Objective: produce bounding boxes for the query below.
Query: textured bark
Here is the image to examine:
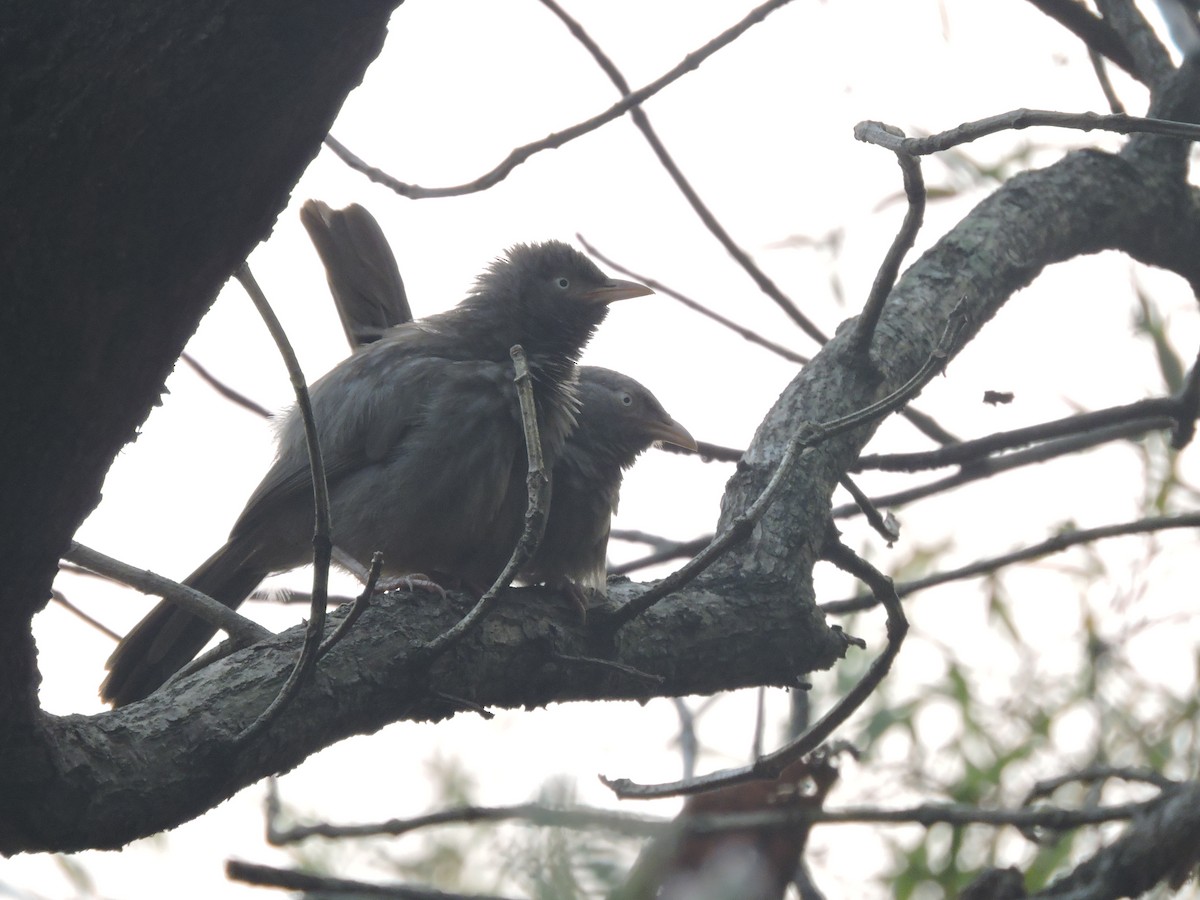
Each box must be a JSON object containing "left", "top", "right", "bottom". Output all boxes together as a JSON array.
[{"left": 3, "top": 582, "right": 843, "bottom": 852}]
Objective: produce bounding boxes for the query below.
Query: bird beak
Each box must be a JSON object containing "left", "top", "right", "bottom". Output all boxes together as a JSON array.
[
  {"left": 582, "top": 277, "right": 654, "bottom": 305},
  {"left": 648, "top": 416, "right": 698, "bottom": 452}
]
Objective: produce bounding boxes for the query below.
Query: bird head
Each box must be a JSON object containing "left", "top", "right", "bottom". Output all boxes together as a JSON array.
[
  {"left": 467, "top": 241, "right": 652, "bottom": 371},
  {"left": 574, "top": 366, "right": 697, "bottom": 470}
]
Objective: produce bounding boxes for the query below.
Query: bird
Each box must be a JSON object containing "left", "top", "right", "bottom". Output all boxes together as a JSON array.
[
  {"left": 300, "top": 202, "right": 696, "bottom": 607},
  {"left": 520, "top": 365, "right": 695, "bottom": 609},
  {"left": 100, "top": 239, "right": 651, "bottom": 706}
]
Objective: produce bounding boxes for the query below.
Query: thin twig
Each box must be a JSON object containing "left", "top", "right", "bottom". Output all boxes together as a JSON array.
[
  {"left": 264, "top": 792, "right": 1163, "bottom": 846},
  {"left": 602, "top": 538, "right": 908, "bottom": 799},
  {"left": 268, "top": 800, "right": 668, "bottom": 845},
  {"left": 1024, "top": 765, "right": 1178, "bottom": 805},
  {"left": 751, "top": 686, "right": 767, "bottom": 759},
  {"left": 417, "top": 345, "right": 549, "bottom": 663},
  {"left": 233, "top": 263, "right": 332, "bottom": 746},
  {"left": 838, "top": 474, "right": 900, "bottom": 544},
  {"left": 834, "top": 417, "right": 1176, "bottom": 519},
  {"left": 685, "top": 796, "right": 1161, "bottom": 832},
  {"left": 854, "top": 110, "right": 1200, "bottom": 158},
  {"left": 226, "top": 860, "right": 519, "bottom": 900},
  {"left": 326, "top": 0, "right": 797, "bottom": 199},
  {"left": 901, "top": 405, "right": 961, "bottom": 445},
  {"left": 318, "top": 552, "right": 383, "bottom": 660},
  {"left": 63, "top": 541, "right": 272, "bottom": 646},
  {"left": 544, "top": 4, "right": 825, "bottom": 344},
  {"left": 180, "top": 352, "right": 272, "bottom": 418},
  {"left": 611, "top": 529, "right": 696, "bottom": 550},
  {"left": 49, "top": 589, "right": 121, "bottom": 641},
  {"left": 600, "top": 301, "right": 970, "bottom": 632},
  {"left": 848, "top": 139, "right": 925, "bottom": 356},
  {"left": 1088, "top": 46, "right": 1126, "bottom": 114},
  {"left": 672, "top": 699, "right": 699, "bottom": 781},
  {"left": 578, "top": 236, "right": 809, "bottom": 364},
  {"left": 855, "top": 397, "right": 1181, "bottom": 472},
  {"left": 608, "top": 536, "right": 711, "bottom": 577},
  {"left": 822, "top": 512, "right": 1200, "bottom": 615},
  {"left": 1171, "top": 341, "right": 1200, "bottom": 448}
]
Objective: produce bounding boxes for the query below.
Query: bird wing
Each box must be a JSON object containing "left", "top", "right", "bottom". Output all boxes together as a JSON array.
[{"left": 227, "top": 338, "right": 458, "bottom": 542}]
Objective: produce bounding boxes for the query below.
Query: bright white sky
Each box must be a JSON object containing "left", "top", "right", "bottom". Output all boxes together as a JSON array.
[{"left": 13, "top": 1, "right": 1200, "bottom": 898}]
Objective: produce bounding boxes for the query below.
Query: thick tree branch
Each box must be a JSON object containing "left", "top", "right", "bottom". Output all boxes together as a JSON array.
[
  {"left": 0, "top": 0, "right": 398, "bottom": 724},
  {"left": 0, "top": 582, "right": 844, "bottom": 853}
]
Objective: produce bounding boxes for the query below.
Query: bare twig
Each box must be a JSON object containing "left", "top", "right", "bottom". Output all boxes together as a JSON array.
[
  {"left": 600, "top": 302, "right": 970, "bottom": 632},
  {"left": 1088, "top": 46, "right": 1126, "bottom": 114},
  {"left": 1024, "top": 765, "right": 1178, "bottom": 805},
  {"left": 49, "top": 589, "right": 121, "bottom": 641},
  {"left": 180, "top": 352, "right": 272, "bottom": 419},
  {"left": 63, "top": 541, "right": 272, "bottom": 646},
  {"left": 855, "top": 397, "right": 1181, "bottom": 472},
  {"left": 327, "top": 0, "right": 797, "bottom": 199},
  {"left": 822, "top": 512, "right": 1200, "bottom": 615},
  {"left": 545, "top": 4, "right": 825, "bottom": 344},
  {"left": 848, "top": 138, "right": 925, "bottom": 356},
  {"left": 672, "top": 699, "right": 699, "bottom": 781},
  {"left": 602, "top": 539, "right": 908, "bottom": 799},
  {"left": 233, "top": 263, "right": 332, "bottom": 746},
  {"left": 264, "top": 792, "right": 1162, "bottom": 846},
  {"left": 318, "top": 551, "right": 383, "bottom": 660},
  {"left": 417, "top": 346, "right": 549, "bottom": 663},
  {"left": 1171, "top": 341, "right": 1200, "bottom": 448},
  {"left": 899, "top": 405, "right": 961, "bottom": 445},
  {"left": 838, "top": 474, "right": 900, "bottom": 544},
  {"left": 608, "top": 536, "right": 711, "bottom": 577},
  {"left": 226, "top": 860, "right": 519, "bottom": 900},
  {"left": 855, "top": 110, "right": 1200, "bottom": 158},
  {"left": 268, "top": 800, "right": 667, "bottom": 846},
  {"left": 578, "top": 236, "right": 809, "bottom": 364},
  {"left": 834, "top": 418, "right": 1175, "bottom": 520}
]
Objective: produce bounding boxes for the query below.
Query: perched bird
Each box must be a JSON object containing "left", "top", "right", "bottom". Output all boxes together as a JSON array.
[
  {"left": 301, "top": 202, "right": 696, "bottom": 606},
  {"left": 101, "top": 240, "right": 650, "bottom": 706},
  {"left": 520, "top": 365, "right": 695, "bottom": 606}
]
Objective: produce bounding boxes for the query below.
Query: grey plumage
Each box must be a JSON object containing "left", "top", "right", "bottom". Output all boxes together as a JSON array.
[
  {"left": 101, "top": 240, "right": 649, "bottom": 706},
  {"left": 520, "top": 366, "right": 695, "bottom": 601},
  {"left": 300, "top": 200, "right": 413, "bottom": 347}
]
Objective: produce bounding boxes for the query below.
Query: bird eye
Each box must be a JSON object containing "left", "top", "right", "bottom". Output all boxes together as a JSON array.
[
  {"left": 620, "top": 392, "right": 633, "bottom": 406},
  {"left": 556, "top": 277, "right": 570, "bottom": 290}
]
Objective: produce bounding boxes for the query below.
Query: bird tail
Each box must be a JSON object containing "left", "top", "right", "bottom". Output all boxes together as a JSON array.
[{"left": 99, "top": 543, "right": 268, "bottom": 707}]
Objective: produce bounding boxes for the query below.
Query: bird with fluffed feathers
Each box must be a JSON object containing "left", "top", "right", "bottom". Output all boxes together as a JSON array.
[{"left": 101, "top": 239, "right": 650, "bottom": 707}]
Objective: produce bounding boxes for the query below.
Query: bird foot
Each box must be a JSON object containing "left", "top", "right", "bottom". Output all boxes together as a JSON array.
[
  {"left": 559, "top": 581, "right": 596, "bottom": 623},
  {"left": 375, "top": 573, "right": 448, "bottom": 599}
]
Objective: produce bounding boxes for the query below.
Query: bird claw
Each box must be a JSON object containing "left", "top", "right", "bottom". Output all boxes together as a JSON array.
[
  {"left": 375, "top": 573, "right": 448, "bottom": 600},
  {"left": 561, "top": 581, "right": 594, "bottom": 623}
]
